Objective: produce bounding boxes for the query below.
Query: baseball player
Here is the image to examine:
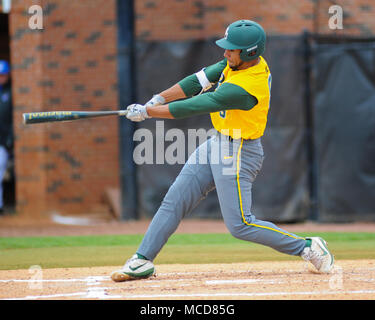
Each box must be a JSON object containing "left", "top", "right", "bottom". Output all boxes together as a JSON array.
[{"left": 111, "top": 20, "right": 334, "bottom": 282}]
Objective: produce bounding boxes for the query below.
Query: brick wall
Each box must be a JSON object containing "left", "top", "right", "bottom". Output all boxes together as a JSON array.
[
  {"left": 135, "top": 0, "right": 374, "bottom": 40},
  {"left": 10, "top": 0, "right": 119, "bottom": 216}
]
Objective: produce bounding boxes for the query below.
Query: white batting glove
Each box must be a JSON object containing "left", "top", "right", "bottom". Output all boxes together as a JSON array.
[
  {"left": 145, "top": 94, "right": 165, "bottom": 107},
  {"left": 126, "top": 104, "right": 151, "bottom": 122}
]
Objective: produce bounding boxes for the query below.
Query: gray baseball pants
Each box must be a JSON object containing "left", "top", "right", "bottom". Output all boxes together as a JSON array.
[{"left": 137, "top": 133, "right": 306, "bottom": 261}]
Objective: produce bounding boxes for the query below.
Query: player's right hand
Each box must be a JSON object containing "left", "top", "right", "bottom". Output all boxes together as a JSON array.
[{"left": 126, "top": 104, "right": 151, "bottom": 122}]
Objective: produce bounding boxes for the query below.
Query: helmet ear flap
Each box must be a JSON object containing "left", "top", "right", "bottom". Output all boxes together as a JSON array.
[
  {"left": 241, "top": 50, "right": 255, "bottom": 61},
  {"left": 240, "top": 46, "right": 259, "bottom": 61}
]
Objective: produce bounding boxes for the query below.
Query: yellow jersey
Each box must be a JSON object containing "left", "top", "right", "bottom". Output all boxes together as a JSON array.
[{"left": 210, "top": 56, "right": 272, "bottom": 140}]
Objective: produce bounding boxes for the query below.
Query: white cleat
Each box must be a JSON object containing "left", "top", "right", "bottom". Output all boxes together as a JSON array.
[
  {"left": 301, "top": 237, "right": 334, "bottom": 273},
  {"left": 111, "top": 254, "right": 155, "bottom": 282}
]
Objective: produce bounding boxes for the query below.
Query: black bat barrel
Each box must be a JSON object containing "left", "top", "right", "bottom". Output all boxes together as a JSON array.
[{"left": 23, "top": 110, "right": 126, "bottom": 124}]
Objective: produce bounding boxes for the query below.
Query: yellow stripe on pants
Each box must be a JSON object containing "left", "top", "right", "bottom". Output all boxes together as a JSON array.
[{"left": 235, "top": 138, "right": 305, "bottom": 241}]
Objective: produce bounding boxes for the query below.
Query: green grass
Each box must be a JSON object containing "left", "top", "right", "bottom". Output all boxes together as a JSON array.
[{"left": 0, "top": 232, "right": 374, "bottom": 270}]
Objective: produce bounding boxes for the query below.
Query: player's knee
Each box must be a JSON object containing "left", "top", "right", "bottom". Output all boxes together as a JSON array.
[{"left": 227, "top": 223, "right": 250, "bottom": 240}]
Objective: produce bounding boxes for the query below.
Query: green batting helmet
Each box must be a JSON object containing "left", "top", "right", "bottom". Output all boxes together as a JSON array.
[{"left": 216, "top": 20, "right": 266, "bottom": 61}]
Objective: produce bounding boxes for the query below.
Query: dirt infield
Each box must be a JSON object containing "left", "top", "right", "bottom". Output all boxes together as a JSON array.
[
  {"left": 1, "top": 216, "right": 375, "bottom": 300},
  {"left": 1, "top": 260, "right": 375, "bottom": 300}
]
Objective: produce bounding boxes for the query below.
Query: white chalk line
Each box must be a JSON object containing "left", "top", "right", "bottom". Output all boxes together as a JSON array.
[
  {"left": 5, "top": 289, "right": 122, "bottom": 300},
  {"left": 0, "top": 276, "right": 108, "bottom": 283},
  {"left": 119, "top": 289, "right": 375, "bottom": 299},
  {"left": 5, "top": 289, "right": 375, "bottom": 300},
  {"left": 117, "top": 290, "right": 375, "bottom": 299}
]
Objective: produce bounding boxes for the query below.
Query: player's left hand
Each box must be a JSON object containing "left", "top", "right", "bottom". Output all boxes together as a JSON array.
[
  {"left": 145, "top": 94, "right": 165, "bottom": 107},
  {"left": 126, "top": 104, "right": 151, "bottom": 122}
]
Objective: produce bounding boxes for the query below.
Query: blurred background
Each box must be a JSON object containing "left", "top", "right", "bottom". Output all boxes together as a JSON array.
[{"left": 0, "top": 0, "right": 374, "bottom": 224}]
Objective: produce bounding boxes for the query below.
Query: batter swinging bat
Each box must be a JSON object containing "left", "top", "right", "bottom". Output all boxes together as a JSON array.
[{"left": 23, "top": 110, "right": 128, "bottom": 124}]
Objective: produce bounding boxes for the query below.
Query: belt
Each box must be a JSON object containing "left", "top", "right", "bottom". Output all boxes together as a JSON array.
[{"left": 216, "top": 131, "right": 258, "bottom": 142}]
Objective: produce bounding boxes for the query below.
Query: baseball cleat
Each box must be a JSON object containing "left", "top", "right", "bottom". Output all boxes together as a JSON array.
[
  {"left": 111, "top": 254, "right": 155, "bottom": 282},
  {"left": 300, "top": 237, "right": 334, "bottom": 273}
]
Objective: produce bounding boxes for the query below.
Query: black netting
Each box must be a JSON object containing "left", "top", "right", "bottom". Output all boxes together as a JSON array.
[{"left": 312, "top": 40, "right": 375, "bottom": 222}]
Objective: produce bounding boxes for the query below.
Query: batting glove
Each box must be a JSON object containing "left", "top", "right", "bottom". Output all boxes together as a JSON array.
[
  {"left": 145, "top": 94, "right": 165, "bottom": 107},
  {"left": 126, "top": 104, "right": 151, "bottom": 122}
]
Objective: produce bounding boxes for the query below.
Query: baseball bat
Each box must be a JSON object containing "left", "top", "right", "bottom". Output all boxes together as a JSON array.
[{"left": 22, "top": 110, "right": 128, "bottom": 124}]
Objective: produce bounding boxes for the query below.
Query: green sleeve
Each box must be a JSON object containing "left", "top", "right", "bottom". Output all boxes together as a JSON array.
[
  {"left": 178, "top": 59, "right": 227, "bottom": 97},
  {"left": 169, "top": 82, "right": 258, "bottom": 119},
  {"left": 204, "top": 59, "right": 227, "bottom": 82}
]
